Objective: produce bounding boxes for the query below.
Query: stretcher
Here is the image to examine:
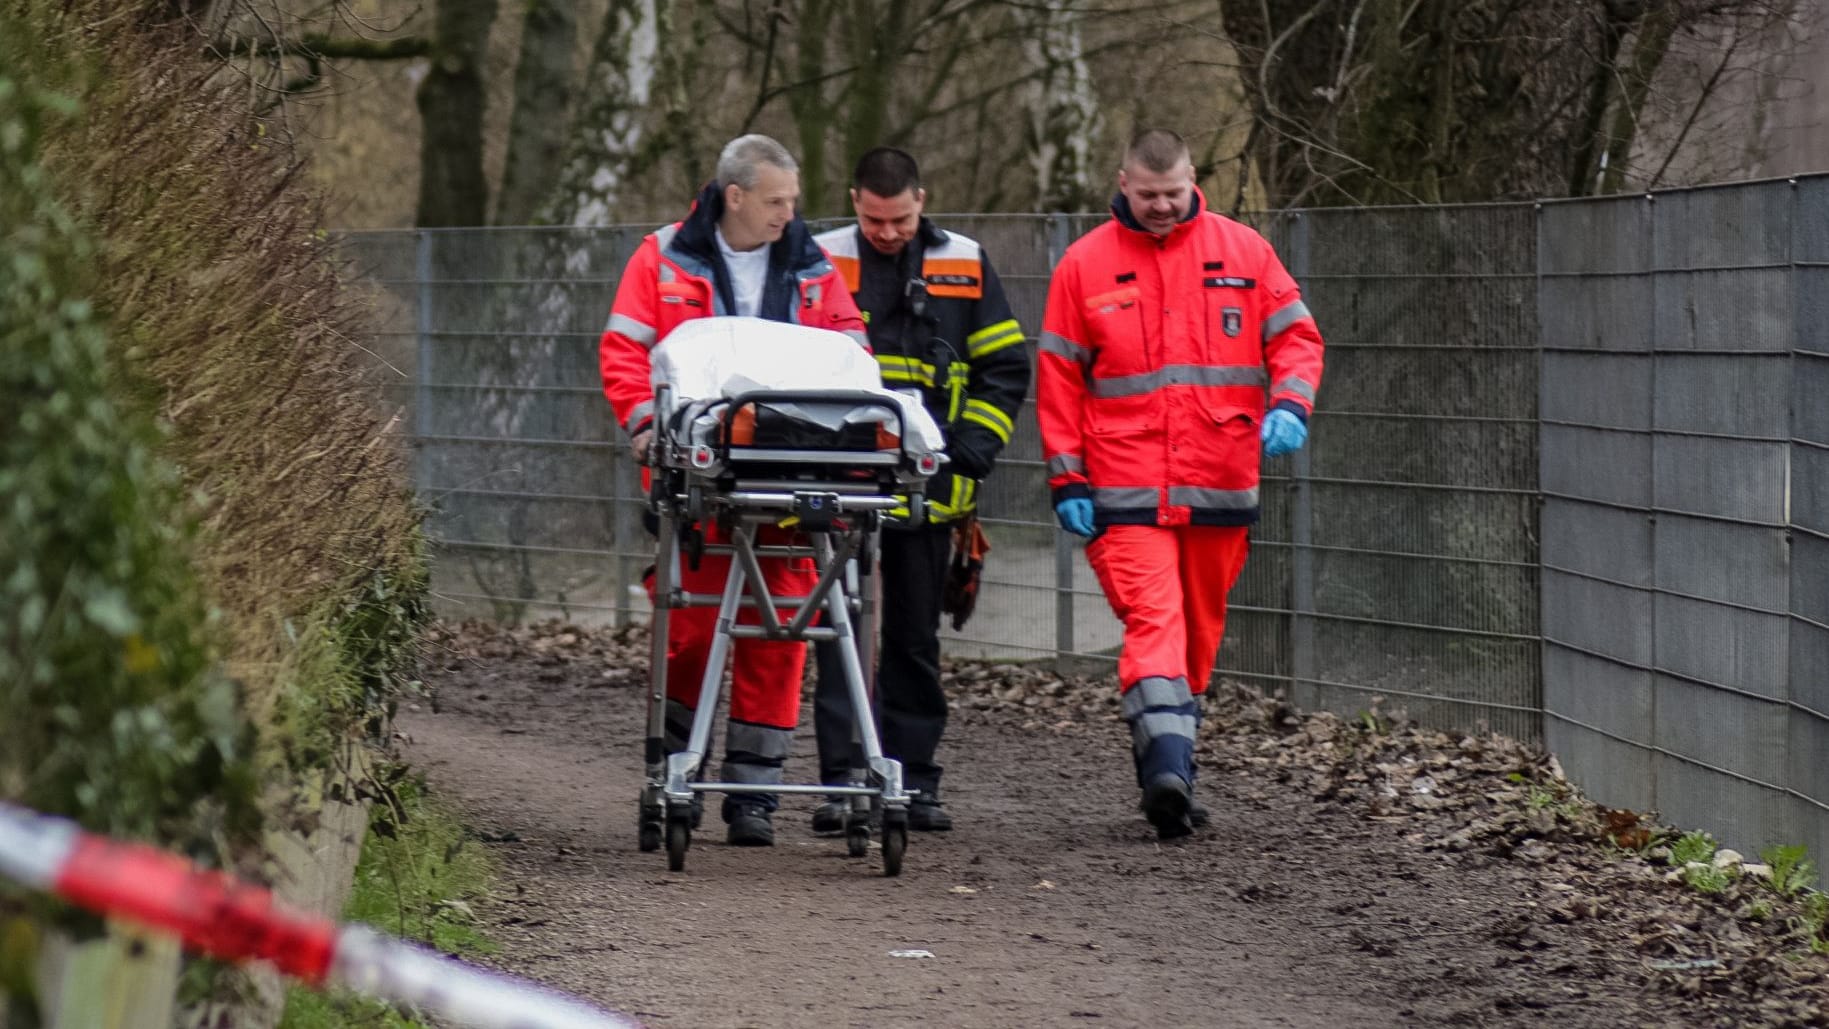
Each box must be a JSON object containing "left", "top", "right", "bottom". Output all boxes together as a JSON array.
[{"left": 635, "top": 317, "right": 944, "bottom": 876}]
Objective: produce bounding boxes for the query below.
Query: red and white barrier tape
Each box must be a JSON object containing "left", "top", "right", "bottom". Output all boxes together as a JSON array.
[{"left": 0, "top": 802, "right": 641, "bottom": 1029}]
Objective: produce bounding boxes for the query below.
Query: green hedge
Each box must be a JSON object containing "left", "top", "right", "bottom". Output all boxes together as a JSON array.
[{"left": 0, "top": 33, "right": 255, "bottom": 849}]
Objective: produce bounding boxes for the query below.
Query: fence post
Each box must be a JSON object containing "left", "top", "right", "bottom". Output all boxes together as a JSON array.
[
  {"left": 611, "top": 426, "right": 637, "bottom": 629},
  {"left": 1046, "top": 214, "right": 1075, "bottom": 665},
  {"left": 413, "top": 229, "right": 433, "bottom": 494},
  {"left": 1286, "top": 211, "right": 1317, "bottom": 710}
]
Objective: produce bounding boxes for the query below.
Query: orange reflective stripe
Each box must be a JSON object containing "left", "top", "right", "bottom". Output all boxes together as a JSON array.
[
  {"left": 922, "top": 257, "right": 982, "bottom": 299},
  {"left": 830, "top": 254, "right": 860, "bottom": 293},
  {"left": 1084, "top": 284, "right": 1140, "bottom": 311}
]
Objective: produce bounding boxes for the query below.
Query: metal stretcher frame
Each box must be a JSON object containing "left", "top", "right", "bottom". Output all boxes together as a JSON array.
[{"left": 636, "top": 384, "right": 942, "bottom": 877}]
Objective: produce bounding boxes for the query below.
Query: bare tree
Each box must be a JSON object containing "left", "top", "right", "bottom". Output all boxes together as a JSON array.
[
  {"left": 495, "top": 0, "right": 581, "bottom": 226},
  {"left": 546, "top": 0, "right": 662, "bottom": 226},
  {"left": 1213, "top": 0, "right": 1804, "bottom": 206},
  {"left": 415, "top": 0, "right": 496, "bottom": 227},
  {"left": 1021, "top": 3, "right": 1105, "bottom": 212}
]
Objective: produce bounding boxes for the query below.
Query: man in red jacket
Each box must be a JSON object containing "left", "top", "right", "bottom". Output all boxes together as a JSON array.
[
  {"left": 599, "top": 134, "right": 867, "bottom": 847},
  {"left": 1037, "top": 129, "right": 1324, "bottom": 840}
]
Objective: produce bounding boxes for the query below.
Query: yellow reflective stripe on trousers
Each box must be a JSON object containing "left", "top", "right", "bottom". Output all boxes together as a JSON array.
[{"left": 927, "top": 475, "right": 976, "bottom": 521}]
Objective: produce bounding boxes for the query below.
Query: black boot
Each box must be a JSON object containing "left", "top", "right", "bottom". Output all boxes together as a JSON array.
[
  {"left": 1188, "top": 797, "right": 1211, "bottom": 830},
  {"left": 727, "top": 803, "right": 775, "bottom": 846},
  {"left": 1141, "top": 773, "right": 1194, "bottom": 840},
  {"left": 908, "top": 797, "right": 953, "bottom": 832},
  {"left": 810, "top": 797, "right": 847, "bottom": 835}
]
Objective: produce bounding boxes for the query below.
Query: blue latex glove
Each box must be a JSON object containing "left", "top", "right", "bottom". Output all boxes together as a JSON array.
[
  {"left": 1055, "top": 497, "right": 1095, "bottom": 538},
  {"left": 1261, "top": 408, "right": 1308, "bottom": 457}
]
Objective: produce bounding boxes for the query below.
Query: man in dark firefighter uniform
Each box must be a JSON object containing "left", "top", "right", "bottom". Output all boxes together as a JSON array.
[
  {"left": 599, "top": 134, "right": 867, "bottom": 848},
  {"left": 1038, "top": 130, "right": 1324, "bottom": 839},
  {"left": 810, "top": 147, "right": 1030, "bottom": 832}
]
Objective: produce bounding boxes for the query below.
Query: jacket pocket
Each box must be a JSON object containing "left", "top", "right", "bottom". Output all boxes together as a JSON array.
[
  {"left": 1084, "top": 402, "right": 1162, "bottom": 487},
  {"left": 658, "top": 280, "right": 706, "bottom": 308},
  {"left": 1193, "top": 406, "right": 1263, "bottom": 491},
  {"left": 1081, "top": 285, "right": 1147, "bottom": 370}
]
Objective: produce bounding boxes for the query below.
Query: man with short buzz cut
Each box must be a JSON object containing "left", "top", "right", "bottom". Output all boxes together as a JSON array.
[
  {"left": 1038, "top": 129, "right": 1324, "bottom": 840},
  {"left": 599, "top": 133, "right": 866, "bottom": 848},
  {"left": 809, "top": 147, "right": 1030, "bottom": 833}
]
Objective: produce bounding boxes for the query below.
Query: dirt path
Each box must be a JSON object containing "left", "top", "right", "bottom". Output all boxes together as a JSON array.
[{"left": 398, "top": 624, "right": 1826, "bottom": 1028}]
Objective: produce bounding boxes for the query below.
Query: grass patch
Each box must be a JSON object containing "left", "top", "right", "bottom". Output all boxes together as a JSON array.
[
  {"left": 278, "top": 778, "right": 493, "bottom": 1029},
  {"left": 1761, "top": 845, "right": 1818, "bottom": 899}
]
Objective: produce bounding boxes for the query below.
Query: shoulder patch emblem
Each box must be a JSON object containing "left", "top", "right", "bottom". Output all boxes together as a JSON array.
[{"left": 1222, "top": 306, "right": 1242, "bottom": 337}]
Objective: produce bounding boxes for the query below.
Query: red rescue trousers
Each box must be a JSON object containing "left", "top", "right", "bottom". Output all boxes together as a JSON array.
[
  {"left": 664, "top": 522, "right": 817, "bottom": 730},
  {"left": 1086, "top": 524, "right": 1251, "bottom": 695}
]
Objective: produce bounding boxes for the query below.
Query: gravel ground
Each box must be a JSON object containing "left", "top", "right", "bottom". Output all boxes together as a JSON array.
[{"left": 396, "top": 621, "right": 1829, "bottom": 1028}]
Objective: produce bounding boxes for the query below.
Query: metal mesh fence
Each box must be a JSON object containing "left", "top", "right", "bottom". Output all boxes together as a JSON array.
[
  {"left": 338, "top": 177, "right": 1829, "bottom": 854},
  {"left": 1540, "top": 176, "right": 1829, "bottom": 860}
]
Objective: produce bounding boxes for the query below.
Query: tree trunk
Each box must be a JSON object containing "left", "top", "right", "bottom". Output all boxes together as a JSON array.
[
  {"left": 495, "top": 0, "right": 580, "bottom": 226},
  {"left": 545, "top": 0, "right": 660, "bottom": 226},
  {"left": 785, "top": 0, "right": 837, "bottom": 214},
  {"left": 1566, "top": 9, "right": 1632, "bottom": 197},
  {"left": 1022, "top": 4, "right": 1104, "bottom": 212},
  {"left": 415, "top": 0, "right": 498, "bottom": 228},
  {"left": 836, "top": 0, "right": 907, "bottom": 210},
  {"left": 1599, "top": 1, "right": 1681, "bottom": 193}
]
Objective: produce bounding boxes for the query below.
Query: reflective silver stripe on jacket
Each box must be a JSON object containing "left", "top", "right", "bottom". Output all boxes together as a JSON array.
[
  {"left": 606, "top": 312, "right": 657, "bottom": 348},
  {"left": 923, "top": 231, "right": 982, "bottom": 263},
  {"left": 843, "top": 328, "right": 870, "bottom": 349},
  {"left": 812, "top": 226, "right": 859, "bottom": 258},
  {"left": 1167, "top": 485, "right": 1259, "bottom": 510},
  {"left": 1271, "top": 375, "right": 1317, "bottom": 402},
  {"left": 1047, "top": 454, "right": 1084, "bottom": 477},
  {"left": 1262, "top": 299, "right": 1312, "bottom": 341},
  {"left": 1090, "top": 485, "right": 1259, "bottom": 511},
  {"left": 624, "top": 398, "right": 654, "bottom": 433},
  {"left": 1093, "top": 486, "right": 1157, "bottom": 508},
  {"left": 653, "top": 223, "right": 680, "bottom": 256},
  {"left": 1090, "top": 364, "right": 1266, "bottom": 399},
  {"left": 1039, "top": 330, "right": 1091, "bottom": 368}
]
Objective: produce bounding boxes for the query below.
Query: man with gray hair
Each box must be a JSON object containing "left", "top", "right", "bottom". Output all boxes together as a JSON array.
[{"left": 600, "top": 134, "right": 866, "bottom": 848}]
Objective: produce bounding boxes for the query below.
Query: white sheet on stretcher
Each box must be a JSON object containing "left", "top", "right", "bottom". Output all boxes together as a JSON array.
[{"left": 649, "top": 316, "right": 946, "bottom": 455}]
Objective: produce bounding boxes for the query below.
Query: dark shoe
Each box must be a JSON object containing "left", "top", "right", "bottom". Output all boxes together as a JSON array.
[
  {"left": 1141, "top": 774, "right": 1194, "bottom": 840},
  {"left": 1188, "top": 798, "right": 1210, "bottom": 830},
  {"left": 908, "top": 799, "right": 953, "bottom": 832},
  {"left": 811, "top": 799, "right": 848, "bottom": 835},
  {"left": 727, "top": 805, "right": 775, "bottom": 847}
]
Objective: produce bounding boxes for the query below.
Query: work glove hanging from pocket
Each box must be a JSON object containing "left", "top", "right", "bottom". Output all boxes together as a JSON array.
[{"left": 941, "top": 515, "right": 992, "bottom": 631}]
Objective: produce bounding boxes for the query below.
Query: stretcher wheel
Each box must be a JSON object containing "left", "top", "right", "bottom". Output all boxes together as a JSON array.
[
  {"left": 880, "top": 824, "right": 906, "bottom": 877},
  {"left": 846, "top": 824, "right": 870, "bottom": 858},
  {"left": 638, "top": 801, "right": 663, "bottom": 852},
  {"left": 667, "top": 819, "right": 690, "bottom": 872}
]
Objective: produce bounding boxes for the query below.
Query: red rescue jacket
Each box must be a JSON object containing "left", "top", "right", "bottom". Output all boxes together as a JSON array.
[
  {"left": 1038, "top": 189, "right": 1324, "bottom": 527},
  {"left": 599, "top": 182, "right": 868, "bottom": 438}
]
